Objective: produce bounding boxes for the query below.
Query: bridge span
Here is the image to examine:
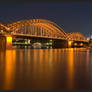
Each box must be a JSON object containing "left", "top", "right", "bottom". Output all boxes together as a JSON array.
[{"left": 0, "top": 19, "right": 88, "bottom": 49}]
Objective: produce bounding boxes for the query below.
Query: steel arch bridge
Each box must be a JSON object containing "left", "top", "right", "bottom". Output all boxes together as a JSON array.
[
  {"left": 0, "top": 19, "right": 87, "bottom": 42},
  {"left": 2, "top": 19, "right": 67, "bottom": 40},
  {"left": 66, "top": 32, "right": 87, "bottom": 42}
]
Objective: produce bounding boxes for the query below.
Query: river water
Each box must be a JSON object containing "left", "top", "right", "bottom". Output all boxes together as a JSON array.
[{"left": 0, "top": 48, "right": 92, "bottom": 90}]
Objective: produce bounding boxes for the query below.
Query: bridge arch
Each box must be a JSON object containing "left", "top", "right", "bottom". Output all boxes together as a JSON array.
[
  {"left": 4, "top": 19, "right": 67, "bottom": 39},
  {"left": 67, "top": 32, "right": 87, "bottom": 41}
]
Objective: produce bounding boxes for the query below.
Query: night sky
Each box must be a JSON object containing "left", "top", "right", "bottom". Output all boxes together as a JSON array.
[{"left": 0, "top": 2, "right": 92, "bottom": 37}]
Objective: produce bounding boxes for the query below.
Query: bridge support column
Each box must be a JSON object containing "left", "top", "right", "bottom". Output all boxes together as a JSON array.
[
  {"left": 68, "top": 40, "right": 73, "bottom": 48},
  {"left": 0, "top": 36, "right": 12, "bottom": 50},
  {"left": 0, "top": 36, "right": 6, "bottom": 50},
  {"left": 6, "top": 36, "right": 12, "bottom": 49},
  {"left": 53, "top": 39, "right": 68, "bottom": 48}
]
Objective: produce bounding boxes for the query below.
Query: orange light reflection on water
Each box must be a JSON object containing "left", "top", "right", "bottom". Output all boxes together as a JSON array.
[
  {"left": 3, "top": 50, "right": 16, "bottom": 90},
  {"left": 67, "top": 48, "right": 74, "bottom": 89}
]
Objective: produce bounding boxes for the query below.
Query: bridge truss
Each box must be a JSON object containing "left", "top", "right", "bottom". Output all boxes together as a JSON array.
[{"left": 0, "top": 19, "right": 88, "bottom": 42}]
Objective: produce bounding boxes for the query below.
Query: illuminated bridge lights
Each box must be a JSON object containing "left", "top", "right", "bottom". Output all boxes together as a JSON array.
[
  {"left": 0, "top": 19, "right": 87, "bottom": 44},
  {"left": 67, "top": 32, "right": 87, "bottom": 42},
  {"left": 6, "top": 37, "right": 12, "bottom": 43},
  {"left": 74, "top": 43, "right": 78, "bottom": 46},
  {"left": 80, "top": 43, "right": 83, "bottom": 46},
  {"left": 68, "top": 40, "right": 72, "bottom": 48},
  {"left": 6, "top": 36, "right": 12, "bottom": 49},
  {"left": 4, "top": 19, "right": 67, "bottom": 40}
]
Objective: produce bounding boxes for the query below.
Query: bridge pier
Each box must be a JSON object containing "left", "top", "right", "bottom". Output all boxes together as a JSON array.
[
  {"left": 0, "top": 36, "right": 6, "bottom": 50},
  {"left": 0, "top": 36, "right": 12, "bottom": 50}
]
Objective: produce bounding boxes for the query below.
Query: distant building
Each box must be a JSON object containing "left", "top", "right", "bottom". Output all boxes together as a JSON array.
[{"left": 88, "top": 33, "right": 92, "bottom": 47}]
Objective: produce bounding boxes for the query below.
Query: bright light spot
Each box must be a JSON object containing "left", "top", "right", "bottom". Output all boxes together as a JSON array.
[
  {"left": 1, "top": 30, "right": 3, "bottom": 33},
  {"left": 80, "top": 43, "right": 83, "bottom": 46},
  {"left": 74, "top": 43, "right": 77, "bottom": 46},
  {"left": 46, "top": 43, "right": 49, "bottom": 45},
  {"left": 49, "top": 43, "right": 52, "bottom": 45},
  {"left": 6, "top": 37, "right": 12, "bottom": 43},
  {"left": 87, "top": 37, "right": 90, "bottom": 40},
  {"left": 7, "top": 28, "right": 10, "bottom": 30},
  {"left": 6, "top": 36, "right": 12, "bottom": 49},
  {"left": 68, "top": 40, "right": 72, "bottom": 47},
  {"left": 50, "top": 40, "right": 52, "bottom": 42}
]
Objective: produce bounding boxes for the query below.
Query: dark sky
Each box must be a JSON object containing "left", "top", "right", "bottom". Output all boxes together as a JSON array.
[{"left": 0, "top": 2, "right": 92, "bottom": 37}]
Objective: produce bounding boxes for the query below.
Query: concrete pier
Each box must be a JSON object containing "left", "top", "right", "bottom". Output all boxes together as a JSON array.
[
  {"left": 0, "top": 36, "right": 12, "bottom": 50},
  {"left": 0, "top": 36, "right": 6, "bottom": 50}
]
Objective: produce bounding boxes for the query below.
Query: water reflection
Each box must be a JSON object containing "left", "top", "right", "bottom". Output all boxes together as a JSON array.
[
  {"left": 67, "top": 48, "right": 74, "bottom": 89},
  {"left": 3, "top": 50, "right": 16, "bottom": 90},
  {"left": 0, "top": 48, "right": 92, "bottom": 90}
]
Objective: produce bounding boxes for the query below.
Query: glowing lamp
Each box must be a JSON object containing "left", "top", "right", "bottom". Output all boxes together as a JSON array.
[
  {"left": 80, "top": 43, "right": 83, "bottom": 46},
  {"left": 68, "top": 41, "right": 72, "bottom": 45},
  {"left": 74, "top": 43, "right": 77, "bottom": 46},
  {"left": 6, "top": 37, "right": 12, "bottom": 43},
  {"left": 6, "top": 36, "right": 12, "bottom": 49},
  {"left": 68, "top": 40, "right": 72, "bottom": 47}
]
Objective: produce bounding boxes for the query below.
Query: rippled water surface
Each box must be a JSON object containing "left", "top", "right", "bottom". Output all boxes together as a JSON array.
[{"left": 0, "top": 48, "right": 92, "bottom": 90}]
